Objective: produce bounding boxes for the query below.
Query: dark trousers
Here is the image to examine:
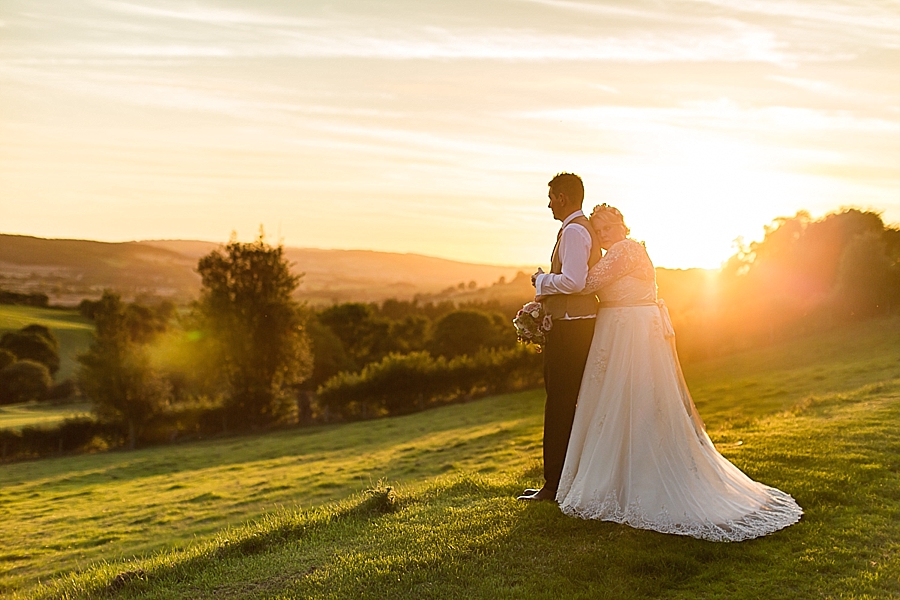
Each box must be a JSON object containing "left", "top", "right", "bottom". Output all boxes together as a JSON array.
[{"left": 542, "top": 317, "right": 596, "bottom": 492}]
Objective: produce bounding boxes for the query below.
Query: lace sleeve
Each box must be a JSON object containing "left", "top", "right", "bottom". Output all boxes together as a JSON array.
[{"left": 584, "top": 241, "right": 632, "bottom": 293}]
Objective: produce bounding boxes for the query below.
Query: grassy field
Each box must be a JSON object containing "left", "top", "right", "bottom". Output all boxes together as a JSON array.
[
  {"left": 34, "top": 382, "right": 900, "bottom": 600},
  {"left": 0, "top": 305, "right": 94, "bottom": 381},
  {"left": 0, "top": 401, "right": 91, "bottom": 431},
  {"left": 3, "top": 317, "right": 900, "bottom": 598}
]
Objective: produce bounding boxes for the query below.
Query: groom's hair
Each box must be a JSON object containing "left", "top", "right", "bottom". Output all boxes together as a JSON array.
[{"left": 548, "top": 172, "right": 584, "bottom": 205}]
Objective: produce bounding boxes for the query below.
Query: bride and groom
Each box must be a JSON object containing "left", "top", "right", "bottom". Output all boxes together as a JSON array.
[{"left": 518, "top": 172, "right": 802, "bottom": 542}]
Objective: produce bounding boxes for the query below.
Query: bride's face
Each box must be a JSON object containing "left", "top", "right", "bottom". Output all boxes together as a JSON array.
[{"left": 592, "top": 218, "right": 626, "bottom": 250}]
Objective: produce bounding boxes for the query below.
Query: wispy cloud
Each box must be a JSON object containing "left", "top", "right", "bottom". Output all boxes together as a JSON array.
[
  {"left": 93, "top": 0, "right": 323, "bottom": 27},
  {"left": 681, "top": 0, "right": 900, "bottom": 33},
  {"left": 5, "top": 1, "right": 792, "bottom": 64},
  {"left": 516, "top": 0, "right": 706, "bottom": 23},
  {"left": 3, "top": 0, "right": 900, "bottom": 267},
  {"left": 88, "top": 27, "right": 787, "bottom": 62},
  {"left": 520, "top": 99, "right": 900, "bottom": 135}
]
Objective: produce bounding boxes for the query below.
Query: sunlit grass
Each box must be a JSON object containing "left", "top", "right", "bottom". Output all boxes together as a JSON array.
[
  {"left": 685, "top": 316, "right": 900, "bottom": 430},
  {"left": 0, "top": 391, "right": 545, "bottom": 594},
  {"left": 2, "top": 316, "right": 900, "bottom": 597},
  {"left": 0, "top": 401, "right": 91, "bottom": 431},
  {"left": 0, "top": 305, "right": 94, "bottom": 381},
  {"left": 23, "top": 381, "right": 900, "bottom": 599}
]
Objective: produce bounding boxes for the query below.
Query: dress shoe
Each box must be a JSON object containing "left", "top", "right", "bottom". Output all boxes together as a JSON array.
[{"left": 517, "top": 487, "right": 556, "bottom": 501}]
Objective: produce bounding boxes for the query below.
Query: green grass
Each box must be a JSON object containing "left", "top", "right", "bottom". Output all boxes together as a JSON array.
[
  {"left": 0, "top": 391, "right": 546, "bottom": 595},
  {"left": 0, "top": 305, "right": 94, "bottom": 381},
  {"left": 683, "top": 317, "right": 900, "bottom": 429},
  {"left": 3, "top": 317, "right": 900, "bottom": 598},
  {"left": 24, "top": 383, "right": 900, "bottom": 600},
  {"left": 0, "top": 401, "right": 91, "bottom": 431}
]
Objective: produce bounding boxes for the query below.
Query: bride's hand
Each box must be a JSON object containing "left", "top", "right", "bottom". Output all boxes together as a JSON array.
[{"left": 534, "top": 294, "right": 544, "bottom": 302}]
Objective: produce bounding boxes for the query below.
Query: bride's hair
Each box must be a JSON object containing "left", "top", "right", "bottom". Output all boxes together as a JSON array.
[{"left": 590, "top": 204, "right": 630, "bottom": 235}]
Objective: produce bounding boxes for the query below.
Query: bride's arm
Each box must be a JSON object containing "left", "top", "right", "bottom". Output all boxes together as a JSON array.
[{"left": 584, "top": 241, "right": 633, "bottom": 293}]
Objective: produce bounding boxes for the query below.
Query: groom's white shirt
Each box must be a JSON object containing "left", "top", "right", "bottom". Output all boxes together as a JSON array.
[{"left": 534, "top": 210, "right": 592, "bottom": 316}]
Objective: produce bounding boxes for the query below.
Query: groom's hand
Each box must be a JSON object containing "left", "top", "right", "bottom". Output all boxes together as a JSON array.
[{"left": 531, "top": 267, "right": 544, "bottom": 287}]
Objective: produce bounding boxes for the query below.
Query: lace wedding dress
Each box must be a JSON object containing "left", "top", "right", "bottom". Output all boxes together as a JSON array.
[{"left": 555, "top": 239, "right": 802, "bottom": 541}]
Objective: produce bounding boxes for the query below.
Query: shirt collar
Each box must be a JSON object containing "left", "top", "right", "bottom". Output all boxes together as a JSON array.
[{"left": 561, "top": 210, "right": 585, "bottom": 227}]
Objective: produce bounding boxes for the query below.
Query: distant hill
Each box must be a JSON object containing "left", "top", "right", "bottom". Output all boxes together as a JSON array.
[{"left": 0, "top": 234, "right": 531, "bottom": 306}]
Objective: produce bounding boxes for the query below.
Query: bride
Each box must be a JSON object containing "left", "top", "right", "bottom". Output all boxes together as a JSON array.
[{"left": 552, "top": 204, "right": 802, "bottom": 542}]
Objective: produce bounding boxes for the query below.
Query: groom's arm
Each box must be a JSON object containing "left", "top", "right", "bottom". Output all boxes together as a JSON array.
[{"left": 535, "top": 224, "right": 591, "bottom": 296}]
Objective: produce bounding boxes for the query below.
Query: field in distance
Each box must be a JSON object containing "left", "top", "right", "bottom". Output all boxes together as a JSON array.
[
  {"left": 0, "top": 401, "right": 91, "bottom": 431},
  {"left": 3, "top": 317, "right": 900, "bottom": 598},
  {"left": 0, "top": 234, "right": 532, "bottom": 306},
  {"left": 0, "top": 305, "right": 94, "bottom": 381}
]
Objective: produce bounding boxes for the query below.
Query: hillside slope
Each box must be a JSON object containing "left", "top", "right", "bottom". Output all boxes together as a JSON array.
[
  {"left": 4, "top": 317, "right": 900, "bottom": 598},
  {"left": 24, "top": 380, "right": 900, "bottom": 599},
  {"left": 0, "top": 234, "right": 529, "bottom": 305},
  {"left": 0, "top": 305, "right": 94, "bottom": 380}
]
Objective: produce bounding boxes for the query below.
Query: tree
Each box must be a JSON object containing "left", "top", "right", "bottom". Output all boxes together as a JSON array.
[
  {"left": 317, "top": 302, "right": 391, "bottom": 369},
  {"left": 0, "top": 349, "right": 15, "bottom": 371},
  {"left": 428, "top": 310, "right": 512, "bottom": 358},
  {"left": 300, "top": 316, "right": 354, "bottom": 392},
  {"left": 0, "top": 360, "right": 52, "bottom": 404},
  {"left": 388, "top": 314, "right": 430, "bottom": 354},
  {"left": 685, "top": 208, "right": 900, "bottom": 355},
  {"left": 0, "top": 325, "right": 60, "bottom": 375},
  {"left": 832, "top": 231, "right": 896, "bottom": 318},
  {"left": 194, "top": 235, "right": 312, "bottom": 429},
  {"left": 77, "top": 292, "right": 172, "bottom": 449}
]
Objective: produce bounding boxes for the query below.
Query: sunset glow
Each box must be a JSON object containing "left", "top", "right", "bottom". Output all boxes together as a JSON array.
[{"left": 2, "top": 0, "right": 899, "bottom": 268}]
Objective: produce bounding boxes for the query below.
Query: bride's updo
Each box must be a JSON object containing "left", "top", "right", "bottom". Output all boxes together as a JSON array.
[{"left": 590, "top": 203, "right": 630, "bottom": 236}]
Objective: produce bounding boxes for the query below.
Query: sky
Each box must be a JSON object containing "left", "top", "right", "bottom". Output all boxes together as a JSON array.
[{"left": 1, "top": 0, "right": 899, "bottom": 269}]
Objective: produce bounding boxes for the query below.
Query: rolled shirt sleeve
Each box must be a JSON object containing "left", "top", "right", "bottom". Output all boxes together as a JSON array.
[{"left": 535, "top": 222, "right": 592, "bottom": 296}]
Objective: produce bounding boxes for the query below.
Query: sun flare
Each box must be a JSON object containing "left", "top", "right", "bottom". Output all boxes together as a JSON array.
[{"left": 1, "top": 0, "right": 898, "bottom": 269}]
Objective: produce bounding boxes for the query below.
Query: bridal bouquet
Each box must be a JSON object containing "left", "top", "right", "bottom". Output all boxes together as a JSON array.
[{"left": 513, "top": 301, "right": 552, "bottom": 352}]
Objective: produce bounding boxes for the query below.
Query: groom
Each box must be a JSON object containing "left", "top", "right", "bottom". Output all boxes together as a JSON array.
[{"left": 519, "top": 172, "right": 601, "bottom": 502}]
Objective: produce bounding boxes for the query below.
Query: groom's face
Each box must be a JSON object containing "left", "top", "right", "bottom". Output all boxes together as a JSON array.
[{"left": 548, "top": 189, "right": 567, "bottom": 221}]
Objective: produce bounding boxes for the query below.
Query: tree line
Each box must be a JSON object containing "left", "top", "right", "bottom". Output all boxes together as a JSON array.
[
  {"left": 2, "top": 207, "right": 899, "bottom": 459},
  {"left": 0, "top": 290, "right": 49, "bottom": 307},
  {"left": 1, "top": 234, "right": 538, "bottom": 457},
  {"left": 664, "top": 208, "right": 900, "bottom": 359}
]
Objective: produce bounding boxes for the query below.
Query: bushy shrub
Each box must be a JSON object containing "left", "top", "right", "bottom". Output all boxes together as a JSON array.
[
  {"left": 0, "top": 326, "right": 60, "bottom": 375},
  {"left": 140, "top": 399, "right": 228, "bottom": 443},
  {"left": 0, "top": 290, "right": 48, "bottom": 307},
  {"left": 0, "top": 360, "right": 52, "bottom": 404},
  {"left": 0, "top": 417, "right": 114, "bottom": 461},
  {"left": 429, "top": 310, "right": 514, "bottom": 358},
  {"left": 317, "top": 346, "right": 541, "bottom": 421},
  {"left": 0, "top": 349, "right": 16, "bottom": 371},
  {"left": 46, "top": 378, "right": 78, "bottom": 401}
]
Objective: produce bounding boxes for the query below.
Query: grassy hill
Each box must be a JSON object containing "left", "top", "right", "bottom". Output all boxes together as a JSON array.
[
  {"left": 3, "top": 317, "right": 900, "bottom": 598},
  {"left": 0, "top": 305, "right": 94, "bottom": 381},
  {"left": 0, "top": 234, "right": 529, "bottom": 306},
  {"left": 0, "top": 235, "right": 200, "bottom": 305},
  {"left": 0, "top": 401, "right": 91, "bottom": 431}
]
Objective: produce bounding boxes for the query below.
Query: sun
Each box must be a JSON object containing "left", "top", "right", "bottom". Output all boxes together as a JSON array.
[{"left": 617, "top": 129, "right": 805, "bottom": 269}]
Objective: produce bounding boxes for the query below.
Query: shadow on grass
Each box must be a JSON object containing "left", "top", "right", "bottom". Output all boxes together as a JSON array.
[
  {"left": 71, "top": 386, "right": 900, "bottom": 600},
  {"left": 75, "top": 473, "right": 810, "bottom": 600},
  {"left": 4, "top": 390, "right": 544, "bottom": 491}
]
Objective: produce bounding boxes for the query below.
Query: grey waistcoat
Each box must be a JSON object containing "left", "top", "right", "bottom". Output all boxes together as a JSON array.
[{"left": 542, "top": 215, "right": 602, "bottom": 320}]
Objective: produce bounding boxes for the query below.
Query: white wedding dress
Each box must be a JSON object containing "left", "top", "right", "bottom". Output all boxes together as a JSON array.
[{"left": 555, "top": 239, "right": 802, "bottom": 541}]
